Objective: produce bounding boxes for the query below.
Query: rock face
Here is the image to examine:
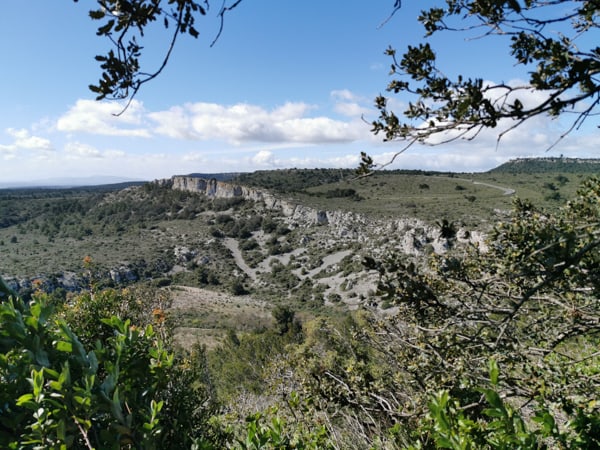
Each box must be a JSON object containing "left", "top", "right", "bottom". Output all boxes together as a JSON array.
[
  {"left": 165, "top": 175, "right": 374, "bottom": 229},
  {"left": 167, "top": 176, "right": 256, "bottom": 200},
  {"left": 161, "top": 176, "right": 334, "bottom": 226},
  {"left": 109, "top": 267, "right": 139, "bottom": 284},
  {"left": 161, "top": 175, "right": 486, "bottom": 253},
  {"left": 2, "top": 272, "right": 84, "bottom": 295}
]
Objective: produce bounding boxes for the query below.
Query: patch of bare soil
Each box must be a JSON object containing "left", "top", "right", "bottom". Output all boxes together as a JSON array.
[
  {"left": 223, "top": 238, "right": 257, "bottom": 280},
  {"left": 168, "top": 285, "right": 272, "bottom": 349}
]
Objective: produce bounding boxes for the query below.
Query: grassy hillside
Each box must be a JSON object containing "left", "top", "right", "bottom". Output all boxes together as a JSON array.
[
  {"left": 236, "top": 165, "right": 598, "bottom": 226},
  {"left": 490, "top": 156, "right": 600, "bottom": 174},
  {"left": 2, "top": 162, "right": 597, "bottom": 281},
  {"left": 0, "top": 165, "right": 594, "bottom": 348},
  {"left": 2, "top": 162, "right": 599, "bottom": 449}
]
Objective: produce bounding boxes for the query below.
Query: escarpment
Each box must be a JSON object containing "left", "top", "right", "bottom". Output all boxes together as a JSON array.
[
  {"left": 159, "top": 175, "right": 333, "bottom": 226},
  {"left": 159, "top": 175, "right": 486, "bottom": 252}
]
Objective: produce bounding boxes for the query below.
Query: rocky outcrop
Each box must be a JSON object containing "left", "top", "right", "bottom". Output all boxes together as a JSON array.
[
  {"left": 161, "top": 176, "right": 334, "bottom": 226},
  {"left": 2, "top": 272, "right": 84, "bottom": 295},
  {"left": 164, "top": 176, "right": 260, "bottom": 200},
  {"left": 109, "top": 267, "right": 139, "bottom": 284},
  {"left": 161, "top": 175, "right": 486, "bottom": 253}
]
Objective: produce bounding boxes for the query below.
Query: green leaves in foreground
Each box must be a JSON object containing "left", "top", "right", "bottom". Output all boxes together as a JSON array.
[
  {"left": 235, "top": 408, "right": 333, "bottom": 450},
  {"left": 0, "top": 295, "right": 174, "bottom": 449},
  {"left": 411, "top": 359, "right": 600, "bottom": 450}
]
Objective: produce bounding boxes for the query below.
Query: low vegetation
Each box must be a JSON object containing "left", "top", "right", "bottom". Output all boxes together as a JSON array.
[{"left": 1, "top": 161, "right": 599, "bottom": 448}]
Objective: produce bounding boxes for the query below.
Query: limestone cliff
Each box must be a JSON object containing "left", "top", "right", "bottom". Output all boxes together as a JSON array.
[
  {"left": 161, "top": 176, "right": 331, "bottom": 225},
  {"left": 160, "top": 175, "right": 486, "bottom": 253}
]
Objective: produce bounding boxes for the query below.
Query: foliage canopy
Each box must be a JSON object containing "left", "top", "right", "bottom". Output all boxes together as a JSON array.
[
  {"left": 2, "top": 1, "right": 600, "bottom": 447},
  {"left": 366, "top": 0, "right": 600, "bottom": 170},
  {"left": 79, "top": 0, "right": 243, "bottom": 107}
]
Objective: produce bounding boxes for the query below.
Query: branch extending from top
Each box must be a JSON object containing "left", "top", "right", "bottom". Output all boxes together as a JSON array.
[
  {"left": 378, "top": 0, "right": 402, "bottom": 29},
  {"left": 84, "top": 0, "right": 243, "bottom": 114},
  {"left": 368, "top": 0, "right": 600, "bottom": 170},
  {"left": 211, "top": 0, "right": 244, "bottom": 47}
]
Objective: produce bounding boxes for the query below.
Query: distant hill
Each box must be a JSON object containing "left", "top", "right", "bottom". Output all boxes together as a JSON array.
[
  {"left": 0, "top": 176, "right": 146, "bottom": 189},
  {"left": 234, "top": 168, "right": 356, "bottom": 192},
  {"left": 490, "top": 157, "right": 600, "bottom": 174}
]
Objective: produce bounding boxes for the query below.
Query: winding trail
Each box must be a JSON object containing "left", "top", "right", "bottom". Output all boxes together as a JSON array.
[
  {"left": 472, "top": 181, "right": 515, "bottom": 196},
  {"left": 223, "top": 237, "right": 355, "bottom": 284},
  {"left": 438, "top": 175, "right": 515, "bottom": 196},
  {"left": 223, "top": 238, "right": 257, "bottom": 281},
  {"left": 302, "top": 249, "right": 354, "bottom": 279}
]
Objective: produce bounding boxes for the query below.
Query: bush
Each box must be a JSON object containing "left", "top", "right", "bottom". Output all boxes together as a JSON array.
[
  {"left": 410, "top": 360, "right": 600, "bottom": 449},
  {"left": 0, "top": 293, "right": 217, "bottom": 449},
  {"left": 230, "top": 280, "right": 248, "bottom": 296},
  {"left": 153, "top": 277, "right": 172, "bottom": 287},
  {"left": 545, "top": 191, "right": 562, "bottom": 201},
  {"left": 210, "top": 227, "right": 224, "bottom": 238},
  {"left": 240, "top": 238, "right": 259, "bottom": 251},
  {"left": 327, "top": 293, "right": 342, "bottom": 303},
  {"left": 262, "top": 217, "right": 278, "bottom": 233},
  {"left": 0, "top": 284, "right": 225, "bottom": 449}
]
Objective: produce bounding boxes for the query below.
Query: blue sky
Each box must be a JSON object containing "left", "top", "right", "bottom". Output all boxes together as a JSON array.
[{"left": 0, "top": 1, "right": 597, "bottom": 184}]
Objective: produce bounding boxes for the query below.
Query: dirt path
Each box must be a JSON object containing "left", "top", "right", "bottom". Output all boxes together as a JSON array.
[
  {"left": 223, "top": 238, "right": 257, "bottom": 281},
  {"left": 437, "top": 175, "right": 515, "bottom": 196},
  {"left": 303, "top": 249, "right": 354, "bottom": 279},
  {"left": 472, "top": 181, "right": 515, "bottom": 195},
  {"left": 224, "top": 237, "right": 355, "bottom": 285},
  {"left": 256, "top": 247, "right": 306, "bottom": 272}
]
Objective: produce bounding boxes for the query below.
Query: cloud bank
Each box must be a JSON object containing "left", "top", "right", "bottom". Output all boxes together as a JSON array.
[
  {"left": 1, "top": 86, "right": 597, "bottom": 183},
  {"left": 147, "top": 101, "right": 368, "bottom": 144}
]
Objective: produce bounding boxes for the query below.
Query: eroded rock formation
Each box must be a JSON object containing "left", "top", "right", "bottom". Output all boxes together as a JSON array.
[{"left": 161, "top": 175, "right": 487, "bottom": 253}]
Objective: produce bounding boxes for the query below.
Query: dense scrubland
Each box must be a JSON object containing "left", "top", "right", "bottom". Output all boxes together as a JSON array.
[{"left": 1, "top": 158, "right": 599, "bottom": 448}]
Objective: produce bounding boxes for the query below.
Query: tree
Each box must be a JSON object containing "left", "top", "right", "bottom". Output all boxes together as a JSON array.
[
  {"left": 371, "top": 177, "right": 600, "bottom": 444},
  {"left": 81, "top": 0, "right": 243, "bottom": 108},
  {"left": 0, "top": 288, "right": 219, "bottom": 449},
  {"left": 271, "top": 305, "right": 296, "bottom": 335},
  {"left": 366, "top": 1, "right": 600, "bottom": 170}
]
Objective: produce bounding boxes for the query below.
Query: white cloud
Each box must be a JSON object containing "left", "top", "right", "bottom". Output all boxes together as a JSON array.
[
  {"left": 4, "top": 82, "right": 598, "bottom": 183},
  {"left": 331, "top": 89, "right": 358, "bottom": 102},
  {"left": 238, "top": 150, "right": 364, "bottom": 171},
  {"left": 64, "top": 141, "right": 103, "bottom": 159},
  {"left": 148, "top": 101, "right": 366, "bottom": 144},
  {"left": 6, "top": 128, "right": 53, "bottom": 151},
  {"left": 0, "top": 128, "right": 54, "bottom": 160},
  {"left": 272, "top": 102, "right": 314, "bottom": 119},
  {"left": 63, "top": 142, "right": 127, "bottom": 162},
  {"left": 182, "top": 151, "right": 210, "bottom": 163},
  {"left": 334, "top": 102, "right": 368, "bottom": 117},
  {"left": 252, "top": 150, "right": 276, "bottom": 166},
  {"left": 147, "top": 106, "right": 195, "bottom": 140},
  {"left": 104, "top": 149, "right": 127, "bottom": 158},
  {"left": 56, "top": 99, "right": 151, "bottom": 137},
  {"left": 331, "top": 89, "right": 372, "bottom": 117}
]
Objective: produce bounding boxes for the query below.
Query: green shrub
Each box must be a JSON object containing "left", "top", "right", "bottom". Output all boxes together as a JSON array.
[
  {"left": 0, "top": 289, "right": 218, "bottom": 449},
  {"left": 231, "top": 280, "right": 249, "bottom": 296},
  {"left": 409, "top": 360, "right": 600, "bottom": 449}
]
